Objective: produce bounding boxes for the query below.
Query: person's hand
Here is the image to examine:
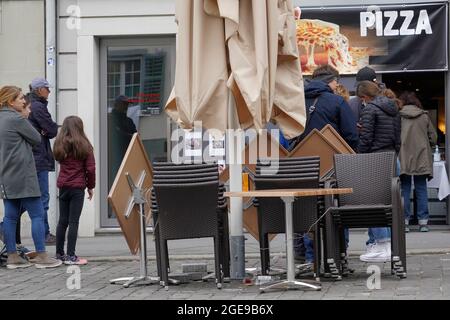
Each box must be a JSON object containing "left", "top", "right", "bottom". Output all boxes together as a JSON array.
[
  {"left": 87, "top": 189, "right": 94, "bottom": 200},
  {"left": 294, "top": 6, "right": 301, "bottom": 20}
]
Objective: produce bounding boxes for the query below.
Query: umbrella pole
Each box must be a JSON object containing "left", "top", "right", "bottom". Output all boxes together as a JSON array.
[{"left": 227, "top": 93, "right": 246, "bottom": 280}]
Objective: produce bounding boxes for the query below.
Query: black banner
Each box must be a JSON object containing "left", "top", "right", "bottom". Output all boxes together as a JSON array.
[{"left": 296, "top": 3, "right": 448, "bottom": 74}]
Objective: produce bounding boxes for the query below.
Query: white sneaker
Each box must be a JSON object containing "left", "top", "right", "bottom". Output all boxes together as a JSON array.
[{"left": 359, "top": 242, "right": 391, "bottom": 262}]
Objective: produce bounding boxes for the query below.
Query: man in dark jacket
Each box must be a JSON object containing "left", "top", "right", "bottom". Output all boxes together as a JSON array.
[
  {"left": 108, "top": 95, "right": 137, "bottom": 184},
  {"left": 348, "top": 66, "right": 386, "bottom": 124},
  {"left": 28, "top": 77, "right": 59, "bottom": 245},
  {"left": 295, "top": 65, "right": 358, "bottom": 150},
  {"left": 291, "top": 65, "right": 358, "bottom": 263}
]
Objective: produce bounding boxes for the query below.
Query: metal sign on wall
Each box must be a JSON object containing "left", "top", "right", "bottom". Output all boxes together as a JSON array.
[{"left": 297, "top": 2, "right": 448, "bottom": 74}]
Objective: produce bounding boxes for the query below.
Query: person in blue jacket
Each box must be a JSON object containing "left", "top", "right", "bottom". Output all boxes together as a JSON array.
[
  {"left": 291, "top": 65, "right": 358, "bottom": 263},
  {"left": 28, "top": 78, "right": 59, "bottom": 245},
  {"left": 293, "top": 65, "right": 358, "bottom": 150}
]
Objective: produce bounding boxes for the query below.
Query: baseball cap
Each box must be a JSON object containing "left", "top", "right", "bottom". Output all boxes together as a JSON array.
[
  {"left": 356, "top": 67, "right": 377, "bottom": 82},
  {"left": 30, "top": 77, "right": 51, "bottom": 90}
]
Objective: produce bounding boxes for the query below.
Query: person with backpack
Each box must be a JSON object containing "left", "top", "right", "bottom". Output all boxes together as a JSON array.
[
  {"left": 291, "top": 64, "right": 358, "bottom": 151},
  {"left": 290, "top": 65, "right": 358, "bottom": 263}
]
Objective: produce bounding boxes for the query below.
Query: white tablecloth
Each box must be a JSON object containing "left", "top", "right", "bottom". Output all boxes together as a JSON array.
[{"left": 427, "top": 161, "right": 450, "bottom": 200}]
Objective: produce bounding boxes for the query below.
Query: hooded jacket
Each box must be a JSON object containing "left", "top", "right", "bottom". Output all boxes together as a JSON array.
[
  {"left": 298, "top": 80, "right": 358, "bottom": 150},
  {"left": 398, "top": 104, "right": 437, "bottom": 177},
  {"left": 28, "top": 93, "right": 58, "bottom": 172},
  {"left": 358, "top": 95, "right": 401, "bottom": 154}
]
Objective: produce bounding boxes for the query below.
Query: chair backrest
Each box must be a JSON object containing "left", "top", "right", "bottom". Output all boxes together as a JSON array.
[
  {"left": 153, "top": 167, "right": 218, "bottom": 175},
  {"left": 334, "top": 152, "right": 395, "bottom": 206},
  {"left": 153, "top": 162, "right": 217, "bottom": 171},
  {"left": 153, "top": 180, "right": 220, "bottom": 240},
  {"left": 254, "top": 177, "right": 319, "bottom": 233},
  {"left": 152, "top": 163, "right": 222, "bottom": 240}
]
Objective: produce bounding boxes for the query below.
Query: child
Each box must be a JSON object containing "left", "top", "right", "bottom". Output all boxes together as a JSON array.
[{"left": 53, "top": 116, "right": 96, "bottom": 265}]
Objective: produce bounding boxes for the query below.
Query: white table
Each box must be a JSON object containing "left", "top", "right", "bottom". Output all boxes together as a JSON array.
[
  {"left": 428, "top": 161, "right": 450, "bottom": 200},
  {"left": 225, "top": 188, "right": 352, "bottom": 292}
]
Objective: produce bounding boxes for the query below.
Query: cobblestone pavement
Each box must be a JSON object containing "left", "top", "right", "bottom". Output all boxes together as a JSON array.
[{"left": 1, "top": 254, "right": 450, "bottom": 300}]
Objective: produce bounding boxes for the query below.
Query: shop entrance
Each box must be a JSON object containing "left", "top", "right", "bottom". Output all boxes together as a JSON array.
[{"left": 383, "top": 72, "right": 447, "bottom": 225}]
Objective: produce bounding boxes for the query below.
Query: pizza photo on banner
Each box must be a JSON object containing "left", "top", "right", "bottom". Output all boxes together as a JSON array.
[{"left": 295, "top": 2, "right": 448, "bottom": 74}]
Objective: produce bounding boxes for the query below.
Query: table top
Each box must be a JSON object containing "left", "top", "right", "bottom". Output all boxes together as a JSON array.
[{"left": 224, "top": 188, "right": 353, "bottom": 198}]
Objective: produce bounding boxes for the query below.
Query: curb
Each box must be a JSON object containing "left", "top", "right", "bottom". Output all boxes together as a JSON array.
[{"left": 86, "top": 249, "right": 450, "bottom": 262}]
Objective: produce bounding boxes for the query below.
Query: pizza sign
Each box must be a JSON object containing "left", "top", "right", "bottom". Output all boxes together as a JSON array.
[{"left": 298, "top": 3, "right": 447, "bottom": 74}]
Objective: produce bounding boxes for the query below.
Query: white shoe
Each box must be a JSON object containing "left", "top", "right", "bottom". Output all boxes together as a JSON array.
[{"left": 360, "top": 242, "right": 391, "bottom": 263}]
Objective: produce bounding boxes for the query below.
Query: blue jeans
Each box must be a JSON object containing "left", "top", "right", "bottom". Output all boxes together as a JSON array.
[
  {"left": 3, "top": 197, "right": 46, "bottom": 253},
  {"left": 400, "top": 174, "right": 429, "bottom": 225},
  {"left": 366, "top": 157, "right": 399, "bottom": 245},
  {"left": 366, "top": 227, "right": 391, "bottom": 245},
  {"left": 304, "top": 234, "right": 314, "bottom": 263},
  {"left": 37, "top": 171, "right": 50, "bottom": 236},
  {"left": 302, "top": 229, "right": 349, "bottom": 263}
]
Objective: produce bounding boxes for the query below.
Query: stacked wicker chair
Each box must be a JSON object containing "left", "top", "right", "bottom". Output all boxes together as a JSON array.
[
  {"left": 327, "top": 152, "right": 407, "bottom": 278},
  {"left": 151, "top": 162, "right": 230, "bottom": 288},
  {"left": 252, "top": 156, "right": 321, "bottom": 277}
]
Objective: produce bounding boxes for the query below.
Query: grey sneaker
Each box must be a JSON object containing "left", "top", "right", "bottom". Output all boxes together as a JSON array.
[
  {"left": 45, "top": 234, "right": 57, "bottom": 245},
  {"left": 419, "top": 225, "right": 429, "bottom": 232},
  {"left": 6, "top": 252, "right": 32, "bottom": 269},
  {"left": 33, "top": 252, "right": 63, "bottom": 269}
]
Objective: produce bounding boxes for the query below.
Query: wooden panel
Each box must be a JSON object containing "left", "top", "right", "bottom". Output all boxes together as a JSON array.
[
  {"left": 108, "top": 133, "right": 153, "bottom": 255},
  {"left": 320, "top": 124, "right": 355, "bottom": 154},
  {"left": 289, "top": 129, "right": 341, "bottom": 177}
]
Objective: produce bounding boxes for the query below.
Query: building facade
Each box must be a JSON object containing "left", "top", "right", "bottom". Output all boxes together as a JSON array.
[{"left": 1, "top": 0, "right": 449, "bottom": 237}]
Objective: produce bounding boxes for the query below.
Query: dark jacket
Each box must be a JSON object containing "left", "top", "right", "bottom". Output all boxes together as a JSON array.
[
  {"left": 57, "top": 151, "right": 96, "bottom": 190},
  {"left": 358, "top": 96, "right": 401, "bottom": 154},
  {"left": 298, "top": 80, "right": 358, "bottom": 150},
  {"left": 399, "top": 104, "right": 437, "bottom": 177},
  {"left": 348, "top": 96, "right": 362, "bottom": 122},
  {"left": 29, "top": 93, "right": 58, "bottom": 172},
  {"left": 0, "top": 107, "right": 42, "bottom": 199}
]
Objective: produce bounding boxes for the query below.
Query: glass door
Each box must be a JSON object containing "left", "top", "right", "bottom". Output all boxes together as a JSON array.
[{"left": 100, "top": 37, "right": 175, "bottom": 227}]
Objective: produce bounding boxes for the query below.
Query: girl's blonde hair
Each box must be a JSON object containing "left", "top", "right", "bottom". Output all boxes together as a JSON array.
[
  {"left": 0, "top": 86, "right": 22, "bottom": 107},
  {"left": 335, "top": 84, "right": 350, "bottom": 102}
]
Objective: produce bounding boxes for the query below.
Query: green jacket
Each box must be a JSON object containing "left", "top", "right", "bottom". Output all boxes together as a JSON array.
[
  {"left": 0, "top": 107, "right": 42, "bottom": 199},
  {"left": 399, "top": 104, "right": 437, "bottom": 177}
]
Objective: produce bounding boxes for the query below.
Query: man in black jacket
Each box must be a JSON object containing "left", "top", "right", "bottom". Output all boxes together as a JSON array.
[{"left": 29, "top": 78, "right": 59, "bottom": 245}]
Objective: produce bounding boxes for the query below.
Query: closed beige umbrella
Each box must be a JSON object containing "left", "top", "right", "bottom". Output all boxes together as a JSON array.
[
  {"left": 165, "top": 0, "right": 229, "bottom": 132},
  {"left": 166, "top": 0, "right": 306, "bottom": 138}
]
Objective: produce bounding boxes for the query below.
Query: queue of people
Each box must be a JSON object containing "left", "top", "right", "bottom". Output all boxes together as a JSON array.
[
  {"left": 0, "top": 78, "right": 96, "bottom": 269},
  {"left": 283, "top": 65, "right": 437, "bottom": 264}
]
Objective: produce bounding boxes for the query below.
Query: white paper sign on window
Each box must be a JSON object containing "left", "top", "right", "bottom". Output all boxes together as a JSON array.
[{"left": 184, "top": 130, "right": 203, "bottom": 157}]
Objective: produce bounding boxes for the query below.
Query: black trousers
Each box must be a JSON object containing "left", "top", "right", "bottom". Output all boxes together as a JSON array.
[{"left": 56, "top": 188, "right": 85, "bottom": 256}]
